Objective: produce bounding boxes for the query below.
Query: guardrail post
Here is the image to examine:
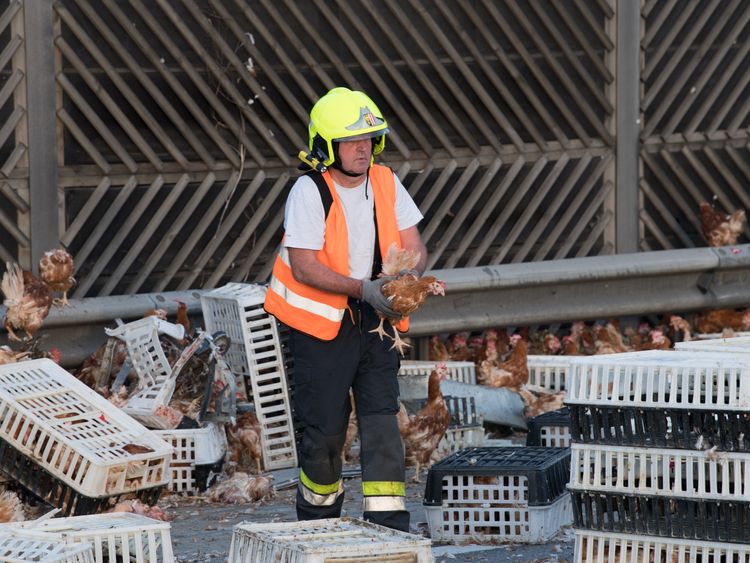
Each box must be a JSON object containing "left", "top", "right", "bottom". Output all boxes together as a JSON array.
[
  {"left": 615, "top": 0, "right": 641, "bottom": 253},
  {"left": 23, "top": 0, "right": 59, "bottom": 267}
]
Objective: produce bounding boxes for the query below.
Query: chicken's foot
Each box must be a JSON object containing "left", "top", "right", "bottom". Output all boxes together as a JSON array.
[
  {"left": 369, "top": 317, "right": 390, "bottom": 341},
  {"left": 388, "top": 327, "right": 411, "bottom": 356},
  {"left": 4, "top": 325, "right": 21, "bottom": 342}
]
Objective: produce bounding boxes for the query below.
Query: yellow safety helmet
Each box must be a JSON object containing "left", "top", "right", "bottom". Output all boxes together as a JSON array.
[{"left": 307, "top": 87, "right": 389, "bottom": 167}]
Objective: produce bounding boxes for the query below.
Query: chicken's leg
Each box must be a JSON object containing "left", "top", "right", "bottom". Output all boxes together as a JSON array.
[
  {"left": 411, "top": 461, "right": 422, "bottom": 483},
  {"left": 255, "top": 457, "right": 262, "bottom": 475},
  {"left": 369, "top": 316, "right": 390, "bottom": 341}
]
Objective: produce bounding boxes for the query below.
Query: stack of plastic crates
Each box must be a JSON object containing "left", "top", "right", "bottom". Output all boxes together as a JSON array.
[
  {"left": 526, "top": 407, "right": 571, "bottom": 447},
  {"left": 10, "top": 512, "right": 174, "bottom": 563},
  {"left": 423, "top": 447, "right": 571, "bottom": 543},
  {"left": 227, "top": 518, "right": 432, "bottom": 562},
  {"left": 0, "top": 359, "right": 172, "bottom": 516},
  {"left": 155, "top": 422, "right": 227, "bottom": 493},
  {"left": 201, "top": 283, "right": 297, "bottom": 471},
  {"left": 566, "top": 349, "right": 750, "bottom": 561},
  {"left": 0, "top": 527, "right": 96, "bottom": 562}
]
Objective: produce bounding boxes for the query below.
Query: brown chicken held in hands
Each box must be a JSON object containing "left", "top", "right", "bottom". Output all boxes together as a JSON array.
[
  {"left": 396, "top": 363, "right": 451, "bottom": 483},
  {"left": 370, "top": 244, "right": 445, "bottom": 355},
  {"left": 39, "top": 249, "right": 75, "bottom": 307},
  {"left": 699, "top": 201, "right": 746, "bottom": 247},
  {"left": 1, "top": 263, "right": 53, "bottom": 342}
]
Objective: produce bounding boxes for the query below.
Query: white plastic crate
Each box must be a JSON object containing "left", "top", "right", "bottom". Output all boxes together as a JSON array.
[
  {"left": 424, "top": 478, "right": 571, "bottom": 544},
  {"left": 0, "top": 528, "right": 95, "bottom": 563},
  {"left": 574, "top": 529, "right": 750, "bottom": 562},
  {"left": 676, "top": 335, "right": 750, "bottom": 352},
  {"left": 227, "top": 518, "right": 433, "bottom": 563},
  {"left": 201, "top": 283, "right": 297, "bottom": 471},
  {"left": 434, "top": 425, "right": 485, "bottom": 459},
  {"left": 399, "top": 361, "right": 475, "bottom": 384},
  {"left": 0, "top": 359, "right": 172, "bottom": 498},
  {"left": 566, "top": 350, "right": 750, "bottom": 410},
  {"left": 12, "top": 513, "right": 174, "bottom": 563},
  {"left": 570, "top": 442, "right": 750, "bottom": 499},
  {"left": 155, "top": 423, "right": 227, "bottom": 492},
  {"left": 105, "top": 317, "right": 185, "bottom": 429},
  {"left": 398, "top": 361, "right": 476, "bottom": 401},
  {"left": 695, "top": 331, "right": 750, "bottom": 340},
  {"left": 526, "top": 355, "right": 571, "bottom": 391}
]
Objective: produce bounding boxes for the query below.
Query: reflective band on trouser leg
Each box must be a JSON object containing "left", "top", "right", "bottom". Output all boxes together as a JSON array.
[
  {"left": 362, "top": 481, "right": 406, "bottom": 512},
  {"left": 299, "top": 469, "right": 343, "bottom": 507},
  {"left": 363, "top": 496, "right": 406, "bottom": 512}
]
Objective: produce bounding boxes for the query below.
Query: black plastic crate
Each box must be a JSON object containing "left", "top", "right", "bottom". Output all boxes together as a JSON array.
[
  {"left": 568, "top": 404, "right": 750, "bottom": 450},
  {"left": 0, "top": 435, "right": 164, "bottom": 516},
  {"left": 402, "top": 395, "right": 480, "bottom": 428},
  {"left": 572, "top": 490, "right": 750, "bottom": 544},
  {"left": 526, "top": 407, "right": 571, "bottom": 446},
  {"left": 424, "top": 446, "right": 570, "bottom": 507}
]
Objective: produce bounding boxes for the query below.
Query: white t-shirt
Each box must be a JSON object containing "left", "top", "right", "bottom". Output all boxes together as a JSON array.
[{"left": 283, "top": 172, "right": 423, "bottom": 280}]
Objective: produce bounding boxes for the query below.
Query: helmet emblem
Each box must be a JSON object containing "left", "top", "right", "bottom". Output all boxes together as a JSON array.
[{"left": 345, "top": 106, "right": 384, "bottom": 130}]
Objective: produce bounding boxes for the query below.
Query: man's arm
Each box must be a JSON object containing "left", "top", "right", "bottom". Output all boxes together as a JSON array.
[
  {"left": 288, "top": 248, "right": 363, "bottom": 299},
  {"left": 399, "top": 226, "right": 428, "bottom": 275}
]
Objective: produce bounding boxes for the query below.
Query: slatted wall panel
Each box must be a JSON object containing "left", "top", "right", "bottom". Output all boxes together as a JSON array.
[
  {"left": 0, "top": 0, "right": 29, "bottom": 263},
  {"left": 641, "top": 0, "right": 750, "bottom": 250},
  {"left": 0, "top": 0, "right": 617, "bottom": 295}
]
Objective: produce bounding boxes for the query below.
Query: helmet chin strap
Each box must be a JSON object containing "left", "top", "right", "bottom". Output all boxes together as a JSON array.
[{"left": 330, "top": 162, "right": 365, "bottom": 178}]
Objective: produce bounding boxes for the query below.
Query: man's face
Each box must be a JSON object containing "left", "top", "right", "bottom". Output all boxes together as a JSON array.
[{"left": 337, "top": 137, "right": 372, "bottom": 176}]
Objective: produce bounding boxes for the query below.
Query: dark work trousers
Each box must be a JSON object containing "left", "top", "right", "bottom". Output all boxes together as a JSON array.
[{"left": 286, "top": 299, "right": 409, "bottom": 532}]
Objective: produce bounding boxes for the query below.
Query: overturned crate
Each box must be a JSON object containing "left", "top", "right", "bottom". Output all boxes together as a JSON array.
[
  {"left": 0, "top": 359, "right": 172, "bottom": 515},
  {"left": 12, "top": 512, "right": 174, "bottom": 563},
  {"left": 105, "top": 317, "right": 236, "bottom": 429},
  {"left": 0, "top": 528, "right": 95, "bottom": 563},
  {"left": 201, "top": 283, "right": 297, "bottom": 471},
  {"left": 423, "top": 447, "right": 572, "bottom": 543},
  {"left": 227, "top": 518, "right": 432, "bottom": 563},
  {"left": 155, "top": 422, "right": 227, "bottom": 493}
]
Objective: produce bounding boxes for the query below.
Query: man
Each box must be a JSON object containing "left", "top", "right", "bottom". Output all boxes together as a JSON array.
[{"left": 264, "top": 87, "right": 427, "bottom": 532}]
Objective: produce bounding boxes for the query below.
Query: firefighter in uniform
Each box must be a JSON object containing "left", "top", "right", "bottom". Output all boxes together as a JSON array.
[{"left": 264, "top": 87, "right": 427, "bottom": 532}]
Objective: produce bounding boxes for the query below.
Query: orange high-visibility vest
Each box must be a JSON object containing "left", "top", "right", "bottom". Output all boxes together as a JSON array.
[{"left": 264, "top": 165, "right": 410, "bottom": 340}]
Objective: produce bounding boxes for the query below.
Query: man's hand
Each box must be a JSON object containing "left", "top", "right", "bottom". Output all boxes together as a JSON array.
[{"left": 361, "top": 277, "right": 401, "bottom": 318}]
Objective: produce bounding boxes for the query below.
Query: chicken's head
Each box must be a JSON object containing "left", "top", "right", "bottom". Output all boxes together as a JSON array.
[
  {"left": 435, "top": 362, "right": 450, "bottom": 380},
  {"left": 429, "top": 279, "right": 446, "bottom": 296}
]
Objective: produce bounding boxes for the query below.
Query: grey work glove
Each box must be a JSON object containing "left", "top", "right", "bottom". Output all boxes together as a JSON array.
[
  {"left": 361, "top": 277, "right": 401, "bottom": 318},
  {"left": 398, "top": 269, "right": 420, "bottom": 279}
]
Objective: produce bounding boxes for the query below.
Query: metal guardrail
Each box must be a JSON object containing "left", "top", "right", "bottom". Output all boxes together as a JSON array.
[
  {"left": 6, "top": 246, "right": 750, "bottom": 368},
  {"left": 408, "top": 245, "right": 750, "bottom": 336}
]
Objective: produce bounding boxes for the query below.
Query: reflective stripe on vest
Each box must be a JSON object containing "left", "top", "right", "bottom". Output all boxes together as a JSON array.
[
  {"left": 299, "top": 469, "right": 343, "bottom": 506},
  {"left": 264, "top": 165, "right": 410, "bottom": 339},
  {"left": 268, "top": 248, "right": 345, "bottom": 323}
]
